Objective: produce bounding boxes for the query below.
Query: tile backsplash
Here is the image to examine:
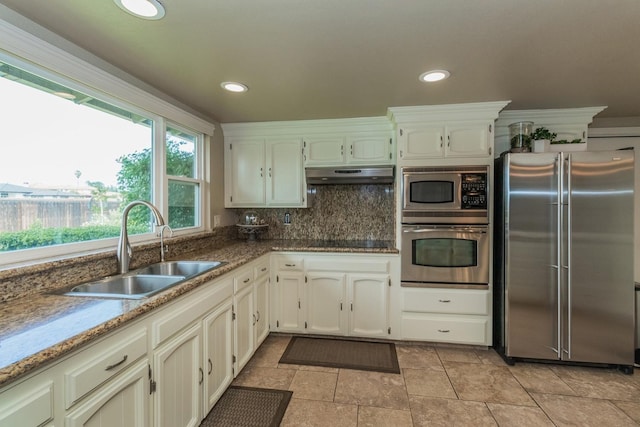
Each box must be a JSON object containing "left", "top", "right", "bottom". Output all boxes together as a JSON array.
[{"left": 232, "top": 184, "right": 395, "bottom": 241}]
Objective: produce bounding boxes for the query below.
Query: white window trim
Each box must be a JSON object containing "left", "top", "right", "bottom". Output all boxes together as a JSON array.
[
  {"left": 0, "top": 16, "right": 214, "bottom": 267},
  {"left": 0, "top": 16, "right": 215, "bottom": 136}
]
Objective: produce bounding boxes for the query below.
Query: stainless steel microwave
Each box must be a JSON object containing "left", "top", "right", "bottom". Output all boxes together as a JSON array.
[{"left": 401, "top": 165, "right": 489, "bottom": 224}]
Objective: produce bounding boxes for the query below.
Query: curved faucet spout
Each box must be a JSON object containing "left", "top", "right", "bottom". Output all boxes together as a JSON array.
[{"left": 117, "top": 200, "right": 166, "bottom": 274}]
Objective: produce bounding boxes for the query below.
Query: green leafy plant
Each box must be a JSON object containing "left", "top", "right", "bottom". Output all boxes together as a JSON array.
[
  {"left": 531, "top": 127, "right": 557, "bottom": 141},
  {"left": 550, "top": 138, "right": 584, "bottom": 145}
]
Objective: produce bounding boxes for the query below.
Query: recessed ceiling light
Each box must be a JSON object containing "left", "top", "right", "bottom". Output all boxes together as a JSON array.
[
  {"left": 53, "top": 91, "right": 76, "bottom": 100},
  {"left": 419, "top": 70, "right": 450, "bottom": 83},
  {"left": 114, "top": 0, "right": 165, "bottom": 20},
  {"left": 221, "top": 82, "right": 249, "bottom": 93}
]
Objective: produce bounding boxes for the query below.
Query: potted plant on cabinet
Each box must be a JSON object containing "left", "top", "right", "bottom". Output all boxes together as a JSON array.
[{"left": 531, "top": 127, "right": 557, "bottom": 152}]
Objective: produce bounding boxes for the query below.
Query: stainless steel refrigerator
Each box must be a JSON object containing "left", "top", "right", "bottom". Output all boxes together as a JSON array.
[{"left": 494, "top": 151, "right": 635, "bottom": 372}]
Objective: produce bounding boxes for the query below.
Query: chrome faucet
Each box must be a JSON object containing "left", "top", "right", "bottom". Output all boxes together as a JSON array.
[{"left": 117, "top": 200, "right": 166, "bottom": 274}]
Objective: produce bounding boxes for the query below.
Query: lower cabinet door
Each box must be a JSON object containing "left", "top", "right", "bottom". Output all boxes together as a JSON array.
[
  {"left": 202, "top": 300, "right": 234, "bottom": 416},
  {"left": 65, "top": 360, "right": 149, "bottom": 427},
  {"left": 349, "top": 274, "right": 389, "bottom": 338},
  {"left": 254, "top": 275, "right": 269, "bottom": 346},
  {"left": 234, "top": 284, "right": 255, "bottom": 374},
  {"left": 306, "top": 272, "right": 346, "bottom": 335},
  {"left": 153, "top": 323, "right": 201, "bottom": 427}
]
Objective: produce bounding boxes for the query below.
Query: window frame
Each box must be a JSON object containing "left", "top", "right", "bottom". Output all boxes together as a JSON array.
[{"left": 0, "top": 19, "right": 213, "bottom": 267}]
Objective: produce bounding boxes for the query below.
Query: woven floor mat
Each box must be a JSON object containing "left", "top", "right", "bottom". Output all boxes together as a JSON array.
[
  {"left": 279, "top": 336, "right": 400, "bottom": 374},
  {"left": 200, "top": 386, "right": 292, "bottom": 427}
]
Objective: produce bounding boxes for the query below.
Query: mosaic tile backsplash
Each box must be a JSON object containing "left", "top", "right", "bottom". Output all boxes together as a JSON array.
[{"left": 232, "top": 184, "right": 395, "bottom": 241}]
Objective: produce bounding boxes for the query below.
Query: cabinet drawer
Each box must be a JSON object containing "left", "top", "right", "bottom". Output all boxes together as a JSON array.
[
  {"left": 254, "top": 258, "right": 270, "bottom": 279},
  {"left": 401, "top": 313, "right": 488, "bottom": 345},
  {"left": 65, "top": 327, "right": 147, "bottom": 408},
  {"left": 275, "top": 257, "right": 304, "bottom": 271},
  {"left": 152, "top": 278, "right": 233, "bottom": 347},
  {"left": 402, "top": 288, "right": 489, "bottom": 315},
  {"left": 234, "top": 269, "right": 254, "bottom": 293},
  {"left": 0, "top": 380, "right": 53, "bottom": 426},
  {"left": 306, "top": 258, "right": 389, "bottom": 273}
]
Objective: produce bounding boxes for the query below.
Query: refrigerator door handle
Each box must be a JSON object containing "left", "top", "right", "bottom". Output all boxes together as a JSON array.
[
  {"left": 564, "top": 154, "right": 572, "bottom": 359},
  {"left": 556, "top": 155, "right": 564, "bottom": 359}
]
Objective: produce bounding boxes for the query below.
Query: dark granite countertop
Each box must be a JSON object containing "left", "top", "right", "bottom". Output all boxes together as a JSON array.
[{"left": 0, "top": 239, "right": 397, "bottom": 387}]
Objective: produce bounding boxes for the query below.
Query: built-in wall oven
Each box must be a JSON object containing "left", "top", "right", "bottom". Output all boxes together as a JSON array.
[
  {"left": 401, "top": 224, "right": 489, "bottom": 288},
  {"left": 401, "top": 165, "right": 490, "bottom": 288}
]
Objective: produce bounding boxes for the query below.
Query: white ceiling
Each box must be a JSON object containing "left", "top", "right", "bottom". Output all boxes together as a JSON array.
[{"left": 1, "top": 0, "right": 639, "bottom": 124}]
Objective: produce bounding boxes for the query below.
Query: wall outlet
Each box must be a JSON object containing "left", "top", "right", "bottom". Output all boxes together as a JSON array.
[
  {"left": 213, "top": 214, "right": 221, "bottom": 227},
  {"left": 284, "top": 212, "right": 291, "bottom": 225}
]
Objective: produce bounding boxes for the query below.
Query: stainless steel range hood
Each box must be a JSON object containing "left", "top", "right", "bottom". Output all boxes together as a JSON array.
[{"left": 305, "top": 166, "right": 394, "bottom": 184}]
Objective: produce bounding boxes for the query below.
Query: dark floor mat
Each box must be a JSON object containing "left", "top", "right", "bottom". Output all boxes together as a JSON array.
[
  {"left": 200, "top": 386, "right": 292, "bottom": 427},
  {"left": 279, "top": 336, "right": 400, "bottom": 374}
]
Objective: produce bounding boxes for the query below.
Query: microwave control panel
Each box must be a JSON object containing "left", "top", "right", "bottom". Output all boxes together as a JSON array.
[{"left": 460, "top": 173, "right": 487, "bottom": 209}]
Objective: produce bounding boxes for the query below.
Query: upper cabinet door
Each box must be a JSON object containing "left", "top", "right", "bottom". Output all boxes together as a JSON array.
[
  {"left": 225, "top": 138, "right": 265, "bottom": 207},
  {"left": 304, "top": 136, "right": 345, "bottom": 166},
  {"left": 347, "top": 134, "right": 392, "bottom": 164},
  {"left": 398, "top": 126, "right": 445, "bottom": 159},
  {"left": 266, "top": 137, "right": 304, "bottom": 206},
  {"left": 446, "top": 123, "right": 490, "bottom": 157}
]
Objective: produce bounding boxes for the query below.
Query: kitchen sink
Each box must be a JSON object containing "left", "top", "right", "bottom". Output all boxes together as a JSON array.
[
  {"left": 65, "top": 274, "right": 184, "bottom": 299},
  {"left": 63, "top": 260, "right": 226, "bottom": 299},
  {"left": 134, "top": 261, "right": 224, "bottom": 278}
]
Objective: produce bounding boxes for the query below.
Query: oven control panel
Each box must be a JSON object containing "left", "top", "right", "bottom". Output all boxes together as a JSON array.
[{"left": 461, "top": 173, "right": 487, "bottom": 209}]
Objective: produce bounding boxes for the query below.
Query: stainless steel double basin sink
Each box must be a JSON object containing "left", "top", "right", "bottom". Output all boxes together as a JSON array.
[{"left": 64, "top": 261, "right": 225, "bottom": 299}]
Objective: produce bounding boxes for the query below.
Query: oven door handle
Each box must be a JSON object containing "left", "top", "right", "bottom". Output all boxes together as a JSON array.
[{"left": 402, "top": 226, "right": 488, "bottom": 234}]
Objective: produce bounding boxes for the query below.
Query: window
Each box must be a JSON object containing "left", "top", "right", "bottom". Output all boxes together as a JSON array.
[
  {"left": 166, "top": 125, "right": 202, "bottom": 229},
  {"left": 0, "top": 57, "right": 206, "bottom": 265}
]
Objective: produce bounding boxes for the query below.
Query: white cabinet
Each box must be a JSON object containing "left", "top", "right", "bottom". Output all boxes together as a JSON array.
[
  {"left": 304, "top": 132, "right": 393, "bottom": 166},
  {"left": 348, "top": 134, "right": 393, "bottom": 164},
  {"left": 400, "top": 287, "right": 491, "bottom": 345},
  {"left": 306, "top": 272, "right": 347, "bottom": 335},
  {"left": 0, "top": 377, "right": 55, "bottom": 427},
  {"left": 349, "top": 274, "right": 390, "bottom": 337},
  {"left": 253, "top": 260, "right": 270, "bottom": 346},
  {"left": 304, "top": 135, "right": 345, "bottom": 165},
  {"left": 65, "top": 360, "right": 149, "bottom": 427},
  {"left": 232, "top": 256, "right": 271, "bottom": 374},
  {"left": 272, "top": 271, "right": 306, "bottom": 333},
  {"left": 233, "top": 271, "right": 255, "bottom": 374},
  {"left": 225, "top": 137, "right": 265, "bottom": 206},
  {"left": 224, "top": 136, "right": 305, "bottom": 208},
  {"left": 389, "top": 101, "right": 510, "bottom": 164},
  {"left": 272, "top": 254, "right": 396, "bottom": 339},
  {"left": 397, "top": 122, "right": 492, "bottom": 160},
  {"left": 272, "top": 257, "right": 306, "bottom": 333},
  {"left": 202, "top": 300, "right": 233, "bottom": 416},
  {"left": 150, "top": 275, "right": 234, "bottom": 427},
  {"left": 153, "top": 323, "right": 201, "bottom": 427}
]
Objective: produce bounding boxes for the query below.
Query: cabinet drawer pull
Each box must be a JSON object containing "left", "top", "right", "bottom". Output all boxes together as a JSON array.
[
  {"left": 438, "top": 299, "right": 451, "bottom": 303},
  {"left": 105, "top": 355, "right": 128, "bottom": 371},
  {"left": 243, "top": 278, "right": 250, "bottom": 283},
  {"left": 437, "top": 329, "right": 450, "bottom": 333},
  {"left": 261, "top": 267, "right": 267, "bottom": 272},
  {"left": 285, "top": 263, "right": 296, "bottom": 267},
  {"left": 199, "top": 367, "right": 204, "bottom": 385},
  {"left": 208, "top": 358, "right": 213, "bottom": 375}
]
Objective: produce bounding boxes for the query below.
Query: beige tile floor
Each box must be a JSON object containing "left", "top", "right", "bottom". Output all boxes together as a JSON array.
[{"left": 231, "top": 334, "right": 640, "bottom": 426}]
